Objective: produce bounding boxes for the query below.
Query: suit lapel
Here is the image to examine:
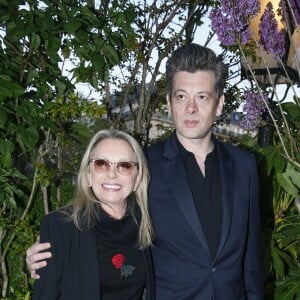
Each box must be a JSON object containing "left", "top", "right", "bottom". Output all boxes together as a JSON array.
[
  {"left": 163, "top": 134, "right": 236, "bottom": 259},
  {"left": 163, "top": 134, "right": 210, "bottom": 253},
  {"left": 215, "top": 141, "right": 235, "bottom": 259},
  {"left": 79, "top": 229, "right": 101, "bottom": 299}
]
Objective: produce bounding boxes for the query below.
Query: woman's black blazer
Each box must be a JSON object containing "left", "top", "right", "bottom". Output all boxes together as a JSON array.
[{"left": 32, "top": 210, "right": 155, "bottom": 300}]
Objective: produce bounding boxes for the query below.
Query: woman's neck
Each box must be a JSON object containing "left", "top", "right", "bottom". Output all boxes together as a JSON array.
[{"left": 99, "top": 200, "right": 127, "bottom": 220}]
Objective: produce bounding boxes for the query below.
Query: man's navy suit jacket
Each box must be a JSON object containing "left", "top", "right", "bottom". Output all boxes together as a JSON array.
[{"left": 147, "top": 132, "right": 263, "bottom": 300}]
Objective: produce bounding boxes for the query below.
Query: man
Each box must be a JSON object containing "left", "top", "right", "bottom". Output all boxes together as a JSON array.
[{"left": 26, "top": 44, "right": 263, "bottom": 299}]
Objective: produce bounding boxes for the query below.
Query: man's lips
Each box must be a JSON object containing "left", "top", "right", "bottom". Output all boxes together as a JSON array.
[{"left": 184, "top": 120, "right": 199, "bottom": 126}]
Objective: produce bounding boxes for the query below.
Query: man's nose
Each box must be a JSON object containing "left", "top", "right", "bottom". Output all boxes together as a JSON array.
[{"left": 186, "top": 99, "right": 198, "bottom": 113}]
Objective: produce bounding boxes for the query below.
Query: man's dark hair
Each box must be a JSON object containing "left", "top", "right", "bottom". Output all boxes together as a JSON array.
[{"left": 166, "top": 43, "right": 228, "bottom": 100}]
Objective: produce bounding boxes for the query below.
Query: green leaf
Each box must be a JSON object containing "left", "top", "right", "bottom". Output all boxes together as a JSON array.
[
  {"left": 0, "top": 109, "right": 7, "bottom": 128},
  {"left": 55, "top": 80, "right": 67, "bottom": 97},
  {"left": 0, "top": 79, "right": 25, "bottom": 97},
  {"left": 113, "top": 12, "right": 126, "bottom": 27},
  {"left": 23, "top": 127, "right": 39, "bottom": 149},
  {"left": 64, "top": 19, "right": 81, "bottom": 33},
  {"left": 0, "top": 139, "right": 14, "bottom": 154},
  {"left": 0, "top": 191, "right": 4, "bottom": 203},
  {"left": 276, "top": 173, "right": 298, "bottom": 197},
  {"left": 46, "top": 36, "right": 61, "bottom": 61},
  {"left": 0, "top": 152, "right": 12, "bottom": 168},
  {"left": 12, "top": 169, "right": 28, "bottom": 181},
  {"left": 26, "top": 69, "right": 39, "bottom": 84},
  {"left": 273, "top": 155, "right": 286, "bottom": 174},
  {"left": 16, "top": 127, "right": 39, "bottom": 151},
  {"left": 100, "top": 43, "right": 120, "bottom": 66},
  {"left": 0, "top": 74, "right": 11, "bottom": 81},
  {"left": 272, "top": 247, "right": 285, "bottom": 277},
  {"left": 16, "top": 132, "right": 26, "bottom": 153},
  {"left": 7, "top": 194, "right": 17, "bottom": 209},
  {"left": 124, "top": 5, "right": 136, "bottom": 24},
  {"left": 0, "top": 85, "right": 13, "bottom": 98},
  {"left": 285, "top": 164, "right": 300, "bottom": 190},
  {"left": 92, "top": 53, "right": 105, "bottom": 72},
  {"left": 31, "top": 34, "right": 41, "bottom": 51},
  {"left": 14, "top": 187, "right": 26, "bottom": 198}
]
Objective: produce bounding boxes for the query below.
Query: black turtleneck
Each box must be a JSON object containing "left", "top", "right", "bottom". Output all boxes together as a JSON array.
[{"left": 92, "top": 204, "right": 146, "bottom": 300}]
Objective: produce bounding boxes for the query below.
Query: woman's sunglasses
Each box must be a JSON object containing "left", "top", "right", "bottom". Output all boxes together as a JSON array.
[{"left": 89, "top": 158, "right": 138, "bottom": 176}]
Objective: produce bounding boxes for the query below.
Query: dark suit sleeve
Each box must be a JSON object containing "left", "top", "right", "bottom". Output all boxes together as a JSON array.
[
  {"left": 244, "top": 156, "right": 264, "bottom": 299},
  {"left": 32, "top": 212, "right": 68, "bottom": 300},
  {"left": 144, "top": 248, "right": 156, "bottom": 300}
]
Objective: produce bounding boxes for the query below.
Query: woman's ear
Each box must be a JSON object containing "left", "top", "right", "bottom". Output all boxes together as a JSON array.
[{"left": 87, "top": 169, "right": 92, "bottom": 188}]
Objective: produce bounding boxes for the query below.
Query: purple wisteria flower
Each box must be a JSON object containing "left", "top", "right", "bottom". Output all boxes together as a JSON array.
[
  {"left": 240, "top": 90, "right": 268, "bottom": 130},
  {"left": 210, "top": 0, "right": 260, "bottom": 46},
  {"left": 278, "top": 0, "right": 300, "bottom": 27},
  {"left": 259, "top": 2, "right": 286, "bottom": 58}
]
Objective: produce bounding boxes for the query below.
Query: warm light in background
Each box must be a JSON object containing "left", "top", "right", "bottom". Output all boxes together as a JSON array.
[
  {"left": 250, "top": 0, "right": 284, "bottom": 39},
  {"left": 242, "top": 0, "right": 300, "bottom": 85}
]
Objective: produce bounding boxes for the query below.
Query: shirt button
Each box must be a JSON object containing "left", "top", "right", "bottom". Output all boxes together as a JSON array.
[{"left": 211, "top": 267, "right": 216, "bottom": 272}]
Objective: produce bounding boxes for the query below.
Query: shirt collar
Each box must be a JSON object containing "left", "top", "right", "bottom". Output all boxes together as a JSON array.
[{"left": 176, "top": 134, "right": 218, "bottom": 163}]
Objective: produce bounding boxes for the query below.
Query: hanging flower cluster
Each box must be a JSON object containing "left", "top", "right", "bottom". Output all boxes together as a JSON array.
[
  {"left": 278, "top": 0, "right": 300, "bottom": 27},
  {"left": 259, "top": 2, "right": 286, "bottom": 58},
  {"left": 239, "top": 91, "right": 268, "bottom": 130},
  {"left": 209, "top": 0, "right": 260, "bottom": 46},
  {"left": 210, "top": 0, "right": 290, "bottom": 131}
]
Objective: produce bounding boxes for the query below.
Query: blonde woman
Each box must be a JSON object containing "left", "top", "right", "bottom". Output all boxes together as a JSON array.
[{"left": 32, "top": 129, "right": 154, "bottom": 300}]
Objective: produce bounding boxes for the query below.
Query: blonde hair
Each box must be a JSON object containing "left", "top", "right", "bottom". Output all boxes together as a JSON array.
[{"left": 68, "top": 129, "right": 153, "bottom": 249}]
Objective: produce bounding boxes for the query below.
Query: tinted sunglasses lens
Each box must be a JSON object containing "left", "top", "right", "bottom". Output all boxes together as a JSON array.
[
  {"left": 93, "top": 159, "right": 109, "bottom": 173},
  {"left": 117, "top": 162, "right": 135, "bottom": 175}
]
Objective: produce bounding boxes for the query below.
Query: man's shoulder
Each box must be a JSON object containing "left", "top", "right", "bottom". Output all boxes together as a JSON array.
[
  {"left": 147, "top": 137, "right": 169, "bottom": 157},
  {"left": 148, "top": 139, "right": 166, "bottom": 151},
  {"left": 216, "top": 139, "right": 255, "bottom": 161}
]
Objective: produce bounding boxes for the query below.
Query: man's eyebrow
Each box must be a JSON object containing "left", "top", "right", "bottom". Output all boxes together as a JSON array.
[
  {"left": 173, "top": 89, "right": 212, "bottom": 96},
  {"left": 196, "top": 91, "right": 212, "bottom": 96},
  {"left": 173, "top": 89, "right": 187, "bottom": 93}
]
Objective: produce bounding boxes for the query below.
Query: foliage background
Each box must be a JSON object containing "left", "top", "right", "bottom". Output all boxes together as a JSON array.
[
  {"left": 209, "top": 0, "right": 300, "bottom": 299},
  {"left": 0, "top": 0, "right": 299, "bottom": 299}
]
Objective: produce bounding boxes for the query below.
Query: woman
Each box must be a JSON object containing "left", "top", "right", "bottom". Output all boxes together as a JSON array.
[{"left": 32, "top": 129, "right": 155, "bottom": 300}]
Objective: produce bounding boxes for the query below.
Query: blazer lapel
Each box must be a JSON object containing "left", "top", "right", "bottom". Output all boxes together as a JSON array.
[
  {"left": 163, "top": 133, "right": 210, "bottom": 253},
  {"left": 215, "top": 141, "right": 235, "bottom": 259},
  {"left": 79, "top": 228, "right": 101, "bottom": 299}
]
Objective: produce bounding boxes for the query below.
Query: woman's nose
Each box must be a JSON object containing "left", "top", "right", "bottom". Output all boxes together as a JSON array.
[{"left": 107, "top": 165, "right": 118, "bottom": 178}]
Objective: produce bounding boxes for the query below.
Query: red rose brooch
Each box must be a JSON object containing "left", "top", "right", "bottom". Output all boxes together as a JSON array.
[{"left": 112, "top": 253, "right": 135, "bottom": 278}]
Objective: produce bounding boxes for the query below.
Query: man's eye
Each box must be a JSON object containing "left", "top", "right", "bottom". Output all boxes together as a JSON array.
[
  {"left": 198, "top": 95, "right": 209, "bottom": 102},
  {"left": 175, "top": 94, "right": 186, "bottom": 101}
]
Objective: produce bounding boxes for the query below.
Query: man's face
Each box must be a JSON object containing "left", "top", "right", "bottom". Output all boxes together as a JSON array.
[{"left": 167, "top": 70, "right": 224, "bottom": 145}]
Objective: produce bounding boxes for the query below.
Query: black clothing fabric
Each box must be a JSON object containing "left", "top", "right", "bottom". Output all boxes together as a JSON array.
[
  {"left": 32, "top": 207, "right": 155, "bottom": 300},
  {"left": 146, "top": 131, "right": 263, "bottom": 299},
  {"left": 93, "top": 206, "right": 146, "bottom": 300},
  {"left": 177, "top": 138, "right": 223, "bottom": 258}
]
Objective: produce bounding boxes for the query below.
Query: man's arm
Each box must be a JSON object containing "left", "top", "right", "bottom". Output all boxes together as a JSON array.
[
  {"left": 26, "top": 236, "right": 52, "bottom": 279},
  {"left": 244, "top": 156, "right": 264, "bottom": 299}
]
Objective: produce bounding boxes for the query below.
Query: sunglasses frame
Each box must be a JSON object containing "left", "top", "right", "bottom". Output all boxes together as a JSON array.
[{"left": 89, "top": 158, "right": 138, "bottom": 176}]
